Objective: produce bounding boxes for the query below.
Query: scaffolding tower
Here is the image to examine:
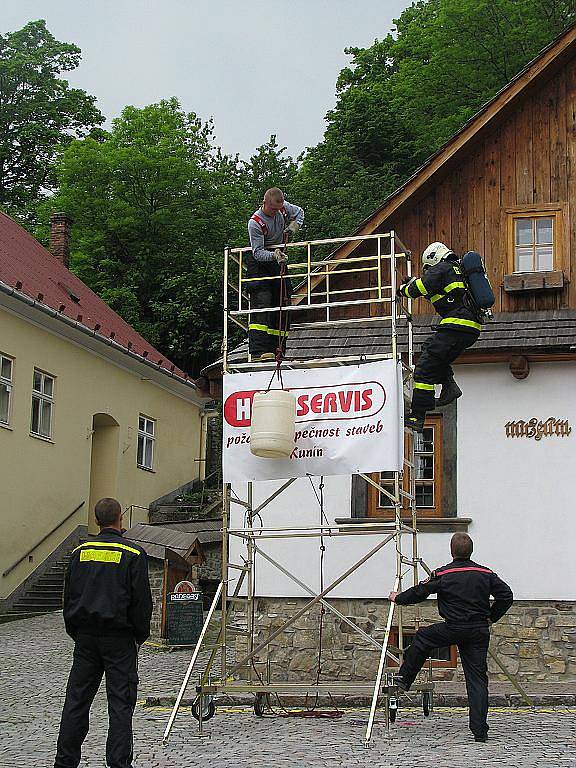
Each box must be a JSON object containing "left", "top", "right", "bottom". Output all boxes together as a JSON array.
[{"left": 163, "top": 230, "right": 437, "bottom": 747}]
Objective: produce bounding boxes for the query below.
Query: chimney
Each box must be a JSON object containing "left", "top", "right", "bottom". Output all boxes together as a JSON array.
[{"left": 50, "top": 212, "right": 73, "bottom": 268}]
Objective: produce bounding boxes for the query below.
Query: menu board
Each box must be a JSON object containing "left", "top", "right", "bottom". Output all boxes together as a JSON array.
[{"left": 166, "top": 591, "right": 204, "bottom": 646}]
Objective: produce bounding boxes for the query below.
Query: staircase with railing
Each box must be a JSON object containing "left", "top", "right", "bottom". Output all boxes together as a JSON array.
[
  {"left": 2, "top": 549, "right": 76, "bottom": 621},
  {"left": 149, "top": 470, "right": 222, "bottom": 524},
  {"left": 0, "top": 502, "right": 87, "bottom": 623}
]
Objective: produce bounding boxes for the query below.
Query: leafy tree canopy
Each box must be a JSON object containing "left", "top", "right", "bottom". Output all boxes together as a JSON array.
[
  {"left": 49, "top": 100, "right": 290, "bottom": 374},
  {"left": 295, "top": 0, "right": 575, "bottom": 238},
  {"left": 0, "top": 20, "right": 103, "bottom": 222}
]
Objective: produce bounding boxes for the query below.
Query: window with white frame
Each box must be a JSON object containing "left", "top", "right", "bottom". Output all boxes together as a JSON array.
[
  {"left": 137, "top": 415, "right": 155, "bottom": 470},
  {"left": 0, "top": 354, "right": 13, "bottom": 425},
  {"left": 31, "top": 369, "right": 54, "bottom": 438},
  {"left": 514, "top": 215, "right": 554, "bottom": 272}
]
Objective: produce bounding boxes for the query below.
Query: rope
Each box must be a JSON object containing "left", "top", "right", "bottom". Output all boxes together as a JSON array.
[{"left": 266, "top": 231, "right": 289, "bottom": 393}]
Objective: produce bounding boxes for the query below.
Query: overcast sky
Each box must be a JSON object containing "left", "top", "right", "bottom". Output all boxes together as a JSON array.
[{"left": 4, "top": 0, "right": 411, "bottom": 159}]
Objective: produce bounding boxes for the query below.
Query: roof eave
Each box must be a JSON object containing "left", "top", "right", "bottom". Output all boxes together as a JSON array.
[{"left": 0, "top": 280, "right": 209, "bottom": 407}]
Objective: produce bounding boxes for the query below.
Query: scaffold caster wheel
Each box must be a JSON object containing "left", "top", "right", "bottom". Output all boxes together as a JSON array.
[
  {"left": 254, "top": 693, "right": 266, "bottom": 717},
  {"left": 422, "top": 691, "right": 432, "bottom": 717},
  {"left": 191, "top": 696, "right": 216, "bottom": 722},
  {"left": 389, "top": 695, "right": 398, "bottom": 723}
]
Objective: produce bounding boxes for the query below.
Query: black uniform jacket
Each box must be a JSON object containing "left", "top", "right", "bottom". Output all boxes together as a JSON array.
[
  {"left": 400, "top": 260, "right": 481, "bottom": 334},
  {"left": 63, "top": 528, "right": 153, "bottom": 645},
  {"left": 395, "top": 558, "right": 513, "bottom": 627}
]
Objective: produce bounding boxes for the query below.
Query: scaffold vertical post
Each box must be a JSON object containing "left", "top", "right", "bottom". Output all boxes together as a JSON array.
[
  {"left": 221, "top": 483, "right": 230, "bottom": 682},
  {"left": 223, "top": 246, "right": 230, "bottom": 373}
]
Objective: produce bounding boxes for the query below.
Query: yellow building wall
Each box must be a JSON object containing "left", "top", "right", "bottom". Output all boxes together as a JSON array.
[{"left": 0, "top": 309, "right": 204, "bottom": 599}]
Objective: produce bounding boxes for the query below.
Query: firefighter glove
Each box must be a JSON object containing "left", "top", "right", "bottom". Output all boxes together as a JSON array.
[
  {"left": 275, "top": 248, "right": 288, "bottom": 264},
  {"left": 284, "top": 221, "right": 300, "bottom": 238}
]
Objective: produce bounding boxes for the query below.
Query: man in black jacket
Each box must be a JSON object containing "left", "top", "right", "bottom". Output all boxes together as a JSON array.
[
  {"left": 389, "top": 533, "right": 513, "bottom": 743},
  {"left": 398, "top": 241, "right": 482, "bottom": 432},
  {"left": 54, "top": 498, "right": 153, "bottom": 768}
]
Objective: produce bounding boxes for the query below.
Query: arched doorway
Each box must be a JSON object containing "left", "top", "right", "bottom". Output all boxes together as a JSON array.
[{"left": 88, "top": 413, "right": 120, "bottom": 533}]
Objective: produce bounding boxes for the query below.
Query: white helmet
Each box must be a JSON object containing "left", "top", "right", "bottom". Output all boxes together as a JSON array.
[{"left": 421, "top": 241, "right": 454, "bottom": 269}]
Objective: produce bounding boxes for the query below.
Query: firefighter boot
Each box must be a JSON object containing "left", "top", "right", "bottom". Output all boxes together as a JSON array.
[
  {"left": 435, "top": 378, "right": 462, "bottom": 408},
  {"left": 405, "top": 414, "right": 425, "bottom": 433}
]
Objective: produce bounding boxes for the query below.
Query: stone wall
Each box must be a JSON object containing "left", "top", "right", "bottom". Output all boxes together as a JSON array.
[
  {"left": 233, "top": 598, "right": 576, "bottom": 684},
  {"left": 147, "top": 555, "right": 219, "bottom": 638},
  {"left": 199, "top": 543, "right": 221, "bottom": 584},
  {"left": 149, "top": 560, "right": 165, "bottom": 639}
]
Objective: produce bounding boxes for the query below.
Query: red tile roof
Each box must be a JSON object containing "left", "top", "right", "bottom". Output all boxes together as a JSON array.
[{"left": 0, "top": 211, "right": 190, "bottom": 383}]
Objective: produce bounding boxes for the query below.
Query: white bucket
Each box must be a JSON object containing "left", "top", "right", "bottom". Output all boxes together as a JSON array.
[{"left": 250, "top": 389, "right": 296, "bottom": 458}]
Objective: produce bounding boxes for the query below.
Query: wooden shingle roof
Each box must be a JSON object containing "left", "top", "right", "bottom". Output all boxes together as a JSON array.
[
  {"left": 215, "top": 311, "right": 576, "bottom": 371},
  {"left": 124, "top": 521, "right": 221, "bottom": 562}
]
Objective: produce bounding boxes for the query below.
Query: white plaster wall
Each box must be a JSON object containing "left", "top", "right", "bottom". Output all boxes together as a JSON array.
[
  {"left": 456, "top": 362, "right": 576, "bottom": 601},
  {"left": 229, "top": 476, "right": 452, "bottom": 599},
  {"left": 230, "top": 361, "right": 576, "bottom": 600}
]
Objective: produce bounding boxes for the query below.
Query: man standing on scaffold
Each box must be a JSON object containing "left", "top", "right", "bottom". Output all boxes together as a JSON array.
[
  {"left": 398, "top": 242, "right": 481, "bottom": 432},
  {"left": 247, "top": 187, "right": 304, "bottom": 362}
]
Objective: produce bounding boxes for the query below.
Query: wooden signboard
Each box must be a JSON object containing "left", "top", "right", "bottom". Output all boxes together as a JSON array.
[{"left": 165, "top": 591, "right": 204, "bottom": 646}]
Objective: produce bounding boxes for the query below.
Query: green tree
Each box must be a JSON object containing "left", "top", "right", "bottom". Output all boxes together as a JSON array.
[
  {"left": 49, "top": 99, "right": 244, "bottom": 375},
  {"left": 0, "top": 20, "right": 103, "bottom": 222},
  {"left": 241, "top": 135, "right": 299, "bottom": 210},
  {"left": 389, "top": 0, "right": 576, "bottom": 156},
  {"left": 295, "top": 0, "right": 575, "bottom": 238}
]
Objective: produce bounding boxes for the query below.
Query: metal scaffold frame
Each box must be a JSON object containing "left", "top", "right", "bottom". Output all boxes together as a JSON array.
[{"left": 163, "top": 231, "right": 438, "bottom": 747}]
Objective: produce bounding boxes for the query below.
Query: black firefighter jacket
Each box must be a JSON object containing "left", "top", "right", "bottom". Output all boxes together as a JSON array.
[
  {"left": 63, "top": 528, "right": 153, "bottom": 645},
  {"left": 395, "top": 558, "right": 513, "bottom": 627},
  {"left": 400, "top": 260, "right": 481, "bottom": 334}
]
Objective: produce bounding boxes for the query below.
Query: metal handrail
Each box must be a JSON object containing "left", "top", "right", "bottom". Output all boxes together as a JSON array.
[
  {"left": 226, "top": 232, "right": 410, "bottom": 323},
  {"left": 123, "top": 504, "right": 149, "bottom": 529},
  {"left": 2, "top": 501, "right": 85, "bottom": 578}
]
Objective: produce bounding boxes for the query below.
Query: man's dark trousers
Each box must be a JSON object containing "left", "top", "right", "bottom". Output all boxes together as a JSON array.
[
  {"left": 399, "top": 622, "right": 490, "bottom": 738},
  {"left": 55, "top": 634, "right": 138, "bottom": 768},
  {"left": 411, "top": 329, "right": 478, "bottom": 417},
  {"left": 248, "top": 276, "right": 291, "bottom": 356}
]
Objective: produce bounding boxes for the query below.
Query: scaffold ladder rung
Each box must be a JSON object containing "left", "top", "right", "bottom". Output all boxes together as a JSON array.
[{"left": 227, "top": 625, "right": 250, "bottom": 635}]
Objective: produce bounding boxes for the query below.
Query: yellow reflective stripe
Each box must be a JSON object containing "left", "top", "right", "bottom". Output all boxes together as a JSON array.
[
  {"left": 248, "top": 324, "right": 288, "bottom": 338},
  {"left": 444, "top": 281, "right": 466, "bottom": 292},
  {"left": 74, "top": 541, "right": 141, "bottom": 555},
  {"left": 415, "top": 278, "right": 428, "bottom": 296},
  {"left": 430, "top": 282, "right": 465, "bottom": 303},
  {"left": 413, "top": 382, "right": 435, "bottom": 391},
  {"left": 440, "top": 318, "right": 481, "bottom": 330},
  {"left": 453, "top": 265, "right": 461, "bottom": 274},
  {"left": 80, "top": 549, "right": 122, "bottom": 564}
]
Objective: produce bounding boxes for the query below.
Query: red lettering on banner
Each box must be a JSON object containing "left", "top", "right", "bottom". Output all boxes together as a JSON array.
[
  {"left": 310, "top": 393, "right": 323, "bottom": 413},
  {"left": 339, "top": 391, "right": 353, "bottom": 412},
  {"left": 362, "top": 389, "right": 373, "bottom": 410},
  {"left": 297, "top": 394, "right": 309, "bottom": 416},
  {"left": 223, "top": 381, "right": 387, "bottom": 428}
]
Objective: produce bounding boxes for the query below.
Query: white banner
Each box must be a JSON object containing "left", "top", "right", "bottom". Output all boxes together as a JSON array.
[{"left": 222, "top": 360, "right": 403, "bottom": 483}]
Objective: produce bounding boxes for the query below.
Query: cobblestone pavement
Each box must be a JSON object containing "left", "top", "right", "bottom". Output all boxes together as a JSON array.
[{"left": 1, "top": 613, "right": 575, "bottom": 768}]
